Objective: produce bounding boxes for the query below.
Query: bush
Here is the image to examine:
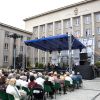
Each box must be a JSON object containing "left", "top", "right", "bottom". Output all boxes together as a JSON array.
[
  {"left": 35, "top": 62, "right": 39, "bottom": 68},
  {"left": 95, "top": 61, "right": 100, "bottom": 68},
  {"left": 35, "top": 63, "right": 44, "bottom": 69},
  {"left": 38, "top": 63, "right": 44, "bottom": 69}
]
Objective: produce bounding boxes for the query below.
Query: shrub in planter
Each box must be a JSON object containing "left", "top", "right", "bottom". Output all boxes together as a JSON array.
[
  {"left": 35, "top": 63, "right": 44, "bottom": 69},
  {"left": 35, "top": 62, "right": 39, "bottom": 68},
  {"left": 95, "top": 61, "right": 100, "bottom": 68},
  {"left": 38, "top": 63, "right": 44, "bottom": 69}
]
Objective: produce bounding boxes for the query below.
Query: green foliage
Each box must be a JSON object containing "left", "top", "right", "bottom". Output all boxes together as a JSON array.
[
  {"left": 35, "top": 62, "right": 39, "bottom": 68},
  {"left": 27, "top": 57, "right": 32, "bottom": 68},
  {"left": 35, "top": 62, "right": 44, "bottom": 69},
  {"left": 95, "top": 61, "right": 100, "bottom": 68}
]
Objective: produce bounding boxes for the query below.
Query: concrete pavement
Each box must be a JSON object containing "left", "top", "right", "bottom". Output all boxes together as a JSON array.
[{"left": 47, "top": 78, "right": 100, "bottom": 100}]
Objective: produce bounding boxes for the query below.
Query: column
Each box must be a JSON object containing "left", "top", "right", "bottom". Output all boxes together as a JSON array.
[
  {"left": 70, "top": 18, "right": 73, "bottom": 34},
  {"left": 91, "top": 13, "right": 95, "bottom": 35},
  {"left": 61, "top": 20, "right": 64, "bottom": 34},
  {"left": 80, "top": 15, "right": 84, "bottom": 37},
  {"left": 38, "top": 26, "right": 40, "bottom": 63},
  {"left": 91, "top": 13, "right": 95, "bottom": 64},
  {"left": 53, "top": 22, "right": 55, "bottom": 36},
  {"left": 22, "top": 37, "right": 25, "bottom": 70},
  {"left": 45, "top": 24, "right": 47, "bottom": 65}
]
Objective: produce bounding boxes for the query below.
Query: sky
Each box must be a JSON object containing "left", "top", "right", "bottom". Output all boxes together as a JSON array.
[{"left": 0, "top": 0, "right": 83, "bottom": 29}]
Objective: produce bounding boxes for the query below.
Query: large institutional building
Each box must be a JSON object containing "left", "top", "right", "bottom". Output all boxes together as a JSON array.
[
  {"left": 1, "top": 0, "right": 100, "bottom": 68},
  {"left": 24, "top": 0, "right": 100, "bottom": 66},
  {"left": 0, "top": 22, "right": 32, "bottom": 68}
]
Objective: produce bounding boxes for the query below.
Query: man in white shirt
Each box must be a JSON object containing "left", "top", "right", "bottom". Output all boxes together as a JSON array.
[
  {"left": 35, "top": 72, "right": 45, "bottom": 87},
  {"left": 16, "top": 74, "right": 28, "bottom": 88},
  {"left": 65, "top": 72, "right": 73, "bottom": 85},
  {"left": 6, "top": 78, "right": 27, "bottom": 100}
]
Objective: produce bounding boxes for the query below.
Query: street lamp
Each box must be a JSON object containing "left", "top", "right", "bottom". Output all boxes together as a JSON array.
[
  {"left": 67, "top": 27, "right": 72, "bottom": 73},
  {"left": 8, "top": 33, "right": 23, "bottom": 69}
]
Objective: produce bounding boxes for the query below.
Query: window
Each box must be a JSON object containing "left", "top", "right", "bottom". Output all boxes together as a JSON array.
[
  {"left": 96, "top": 27, "right": 100, "bottom": 34},
  {"left": 47, "top": 23, "right": 53, "bottom": 32},
  {"left": 34, "top": 48, "right": 38, "bottom": 52},
  {"left": 42, "top": 57, "right": 45, "bottom": 63},
  {"left": 20, "top": 35, "right": 23, "bottom": 41},
  {"left": 49, "top": 57, "right": 52, "bottom": 62},
  {"left": 96, "top": 13, "right": 100, "bottom": 22},
  {"left": 86, "top": 29, "right": 92, "bottom": 36},
  {"left": 20, "top": 46, "right": 23, "bottom": 52},
  {"left": 27, "top": 37, "right": 31, "bottom": 40},
  {"left": 63, "top": 19, "right": 70, "bottom": 28},
  {"left": 40, "top": 25, "right": 45, "bottom": 33},
  {"left": 35, "top": 57, "right": 38, "bottom": 63},
  {"left": 98, "top": 40, "right": 100, "bottom": 48},
  {"left": 4, "top": 55, "right": 8, "bottom": 62},
  {"left": 33, "top": 26, "right": 38, "bottom": 35},
  {"left": 5, "top": 31, "right": 9, "bottom": 38},
  {"left": 55, "top": 21, "right": 61, "bottom": 30},
  {"left": 4, "top": 43, "right": 8, "bottom": 50},
  {"left": 74, "top": 17, "right": 80, "bottom": 26},
  {"left": 74, "top": 31, "right": 80, "bottom": 38},
  {"left": 35, "top": 37, "right": 38, "bottom": 39},
  {"left": 84, "top": 15, "right": 91, "bottom": 24}
]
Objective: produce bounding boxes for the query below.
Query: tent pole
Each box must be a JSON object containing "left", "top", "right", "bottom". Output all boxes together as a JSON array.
[{"left": 68, "top": 31, "right": 72, "bottom": 74}]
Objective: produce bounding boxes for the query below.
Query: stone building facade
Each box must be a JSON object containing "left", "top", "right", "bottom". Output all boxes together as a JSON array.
[
  {"left": 24, "top": 0, "right": 100, "bottom": 66},
  {"left": 0, "top": 22, "right": 32, "bottom": 68}
]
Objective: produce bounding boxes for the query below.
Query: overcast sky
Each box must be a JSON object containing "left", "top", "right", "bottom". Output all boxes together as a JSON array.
[{"left": 0, "top": 0, "right": 83, "bottom": 29}]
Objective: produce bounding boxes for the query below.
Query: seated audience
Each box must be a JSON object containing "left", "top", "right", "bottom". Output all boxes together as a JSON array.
[
  {"left": 35, "top": 72, "right": 45, "bottom": 87},
  {"left": 0, "top": 75, "right": 7, "bottom": 92},
  {"left": 65, "top": 72, "right": 73, "bottom": 85},
  {"left": 44, "top": 76, "right": 55, "bottom": 99},
  {"left": 28, "top": 76, "right": 41, "bottom": 89},
  {"left": 6, "top": 78, "right": 27, "bottom": 100}
]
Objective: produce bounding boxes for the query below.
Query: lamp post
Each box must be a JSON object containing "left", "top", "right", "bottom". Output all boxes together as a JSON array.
[
  {"left": 8, "top": 33, "right": 23, "bottom": 69},
  {"left": 68, "top": 27, "right": 72, "bottom": 73}
]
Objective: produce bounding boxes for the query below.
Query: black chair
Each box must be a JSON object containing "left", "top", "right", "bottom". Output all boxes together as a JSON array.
[{"left": 31, "top": 87, "right": 45, "bottom": 100}]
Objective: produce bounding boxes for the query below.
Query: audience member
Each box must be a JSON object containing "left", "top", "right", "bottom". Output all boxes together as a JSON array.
[{"left": 6, "top": 78, "right": 27, "bottom": 100}]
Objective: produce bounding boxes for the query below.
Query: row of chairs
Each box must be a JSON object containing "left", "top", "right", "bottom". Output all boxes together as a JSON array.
[
  {"left": 2, "top": 80, "right": 82, "bottom": 100},
  {"left": 0, "top": 79, "right": 82, "bottom": 100},
  {"left": 0, "top": 90, "right": 14, "bottom": 100}
]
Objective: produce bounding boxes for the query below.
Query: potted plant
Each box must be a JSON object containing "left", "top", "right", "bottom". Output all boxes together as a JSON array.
[{"left": 95, "top": 61, "right": 100, "bottom": 68}]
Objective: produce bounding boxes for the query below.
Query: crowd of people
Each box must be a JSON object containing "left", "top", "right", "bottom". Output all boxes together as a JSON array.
[{"left": 0, "top": 68, "right": 82, "bottom": 100}]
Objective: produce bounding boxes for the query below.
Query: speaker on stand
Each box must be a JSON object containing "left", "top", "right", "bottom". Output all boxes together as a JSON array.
[{"left": 80, "top": 53, "right": 88, "bottom": 65}]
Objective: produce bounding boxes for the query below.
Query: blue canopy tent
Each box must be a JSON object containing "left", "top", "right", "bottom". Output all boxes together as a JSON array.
[
  {"left": 24, "top": 34, "right": 85, "bottom": 52},
  {"left": 24, "top": 34, "right": 85, "bottom": 73}
]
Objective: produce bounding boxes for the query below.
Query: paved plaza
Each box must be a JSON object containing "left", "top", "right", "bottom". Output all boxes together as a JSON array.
[{"left": 47, "top": 78, "right": 100, "bottom": 100}]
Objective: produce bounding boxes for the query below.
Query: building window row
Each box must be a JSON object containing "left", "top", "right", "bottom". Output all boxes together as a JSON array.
[{"left": 33, "top": 12, "right": 100, "bottom": 37}]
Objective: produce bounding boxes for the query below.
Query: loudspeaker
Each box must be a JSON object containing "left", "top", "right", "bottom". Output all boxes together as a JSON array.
[
  {"left": 80, "top": 60, "right": 90, "bottom": 65},
  {"left": 80, "top": 61, "right": 85, "bottom": 65},
  {"left": 76, "top": 65, "right": 94, "bottom": 80},
  {"left": 80, "top": 53, "right": 88, "bottom": 61}
]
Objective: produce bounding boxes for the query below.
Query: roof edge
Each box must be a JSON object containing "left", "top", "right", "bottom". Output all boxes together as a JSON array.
[
  {"left": 0, "top": 22, "right": 32, "bottom": 34},
  {"left": 24, "top": 0, "right": 96, "bottom": 21}
]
